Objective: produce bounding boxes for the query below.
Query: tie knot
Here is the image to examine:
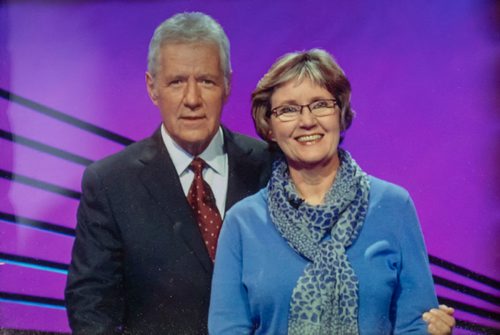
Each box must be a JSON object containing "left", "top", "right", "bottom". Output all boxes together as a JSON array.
[{"left": 190, "top": 157, "right": 206, "bottom": 175}]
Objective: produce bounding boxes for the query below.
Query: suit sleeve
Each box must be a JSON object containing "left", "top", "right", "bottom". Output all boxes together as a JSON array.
[
  {"left": 65, "top": 166, "right": 125, "bottom": 335},
  {"left": 209, "top": 209, "right": 255, "bottom": 334},
  {"left": 392, "top": 195, "right": 439, "bottom": 333}
]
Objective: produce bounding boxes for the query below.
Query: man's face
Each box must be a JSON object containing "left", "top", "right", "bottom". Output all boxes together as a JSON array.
[{"left": 146, "top": 42, "right": 228, "bottom": 155}]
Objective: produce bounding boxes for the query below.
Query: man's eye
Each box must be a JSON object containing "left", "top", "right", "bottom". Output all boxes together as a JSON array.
[
  {"left": 201, "top": 79, "right": 215, "bottom": 86},
  {"left": 169, "top": 79, "right": 184, "bottom": 86}
]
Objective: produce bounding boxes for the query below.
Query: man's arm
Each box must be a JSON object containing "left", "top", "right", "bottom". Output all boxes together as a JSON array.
[
  {"left": 65, "top": 166, "right": 125, "bottom": 335},
  {"left": 424, "top": 304, "right": 456, "bottom": 335}
]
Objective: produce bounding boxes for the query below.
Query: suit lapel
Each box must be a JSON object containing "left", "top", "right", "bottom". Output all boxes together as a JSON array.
[{"left": 138, "top": 129, "right": 213, "bottom": 273}]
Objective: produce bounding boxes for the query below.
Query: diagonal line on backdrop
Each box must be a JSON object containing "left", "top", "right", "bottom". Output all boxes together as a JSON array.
[
  {"left": 438, "top": 296, "right": 500, "bottom": 321},
  {"left": 0, "top": 211, "right": 75, "bottom": 236},
  {"left": 0, "top": 129, "right": 93, "bottom": 166},
  {"left": 434, "top": 275, "right": 500, "bottom": 306},
  {"left": 0, "top": 252, "right": 69, "bottom": 271},
  {"left": 0, "top": 88, "right": 134, "bottom": 146},
  {"left": 455, "top": 318, "right": 500, "bottom": 334},
  {"left": 0, "top": 168, "right": 81, "bottom": 199},
  {"left": 430, "top": 255, "right": 500, "bottom": 290},
  {"left": 0, "top": 291, "right": 65, "bottom": 308}
]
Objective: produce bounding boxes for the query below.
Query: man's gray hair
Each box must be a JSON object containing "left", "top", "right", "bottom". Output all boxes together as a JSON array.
[{"left": 147, "top": 12, "right": 231, "bottom": 89}]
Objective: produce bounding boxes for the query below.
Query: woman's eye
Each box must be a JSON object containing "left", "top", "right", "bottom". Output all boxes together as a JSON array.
[
  {"left": 312, "top": 100, "right": 328, "bottom": 109},
  {"left": 280, "top": 106, "right": 298, "bottom": 114}
]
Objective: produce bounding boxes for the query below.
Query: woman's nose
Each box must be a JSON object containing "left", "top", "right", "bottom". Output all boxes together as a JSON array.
[{"left": 297, "top": 106, "right": 318, "bottom": 127}]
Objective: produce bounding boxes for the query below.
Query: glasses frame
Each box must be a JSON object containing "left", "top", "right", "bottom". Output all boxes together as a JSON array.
[{"left": 268, "top": 98, "right": 338, "bottom": 122}]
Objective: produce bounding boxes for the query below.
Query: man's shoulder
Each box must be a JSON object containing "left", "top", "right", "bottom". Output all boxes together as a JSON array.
[
  {"left": 224, "top": 128, "right": 267, "bottom": 149},
  {"left": 223, "top": 128, "right": 272, "bottom": 161},
  {"left": 86, "top": 134, "right": 157, "bottom": 177}
]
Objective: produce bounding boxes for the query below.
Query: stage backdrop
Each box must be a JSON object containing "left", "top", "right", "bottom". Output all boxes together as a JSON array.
[{"left": 0, "top": 0, "right": 499, "bottom": 334}]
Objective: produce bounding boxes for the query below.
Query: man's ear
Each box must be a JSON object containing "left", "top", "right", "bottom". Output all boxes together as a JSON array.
[
  {"left": 145, "top": 72, "right": 158, "bottom": 105},
  {"left": 223, "top": 71, "right": 232, "bottom": 103}
]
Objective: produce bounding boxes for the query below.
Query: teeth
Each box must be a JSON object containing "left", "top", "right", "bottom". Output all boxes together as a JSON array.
[{"left": 297, "top": 134, "right": 322, "bottom": 142}]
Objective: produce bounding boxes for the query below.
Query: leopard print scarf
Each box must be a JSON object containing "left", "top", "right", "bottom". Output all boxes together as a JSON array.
[{"left": 268, "top": 149, "right": 370, "bottom": 335}]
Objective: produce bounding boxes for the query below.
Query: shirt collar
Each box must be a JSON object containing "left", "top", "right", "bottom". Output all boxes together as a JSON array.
[{"left": 161, "top": 124, "right": 226, "bottom": 176}]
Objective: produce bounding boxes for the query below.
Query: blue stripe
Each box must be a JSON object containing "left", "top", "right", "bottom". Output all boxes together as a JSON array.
[
  {"left": 0, "top": 218, "right": 76, "bottom": 237},
  {"left": 0, "top": 298, "right": 66, "bottom": 310},
  {"left": 0, "top": 258, "right": 68, "bottom": 275}
]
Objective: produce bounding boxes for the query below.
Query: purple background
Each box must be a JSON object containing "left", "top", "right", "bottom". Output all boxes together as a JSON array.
[{"left": 0, "top": 0, "right": 499, "bottom": 333}]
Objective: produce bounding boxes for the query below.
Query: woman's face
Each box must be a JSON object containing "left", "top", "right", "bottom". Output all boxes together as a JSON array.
[{"left": 269, "top": 77, "right": 341, "bottom": 170}]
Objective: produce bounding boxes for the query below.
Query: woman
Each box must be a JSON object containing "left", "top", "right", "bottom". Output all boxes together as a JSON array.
[{"left": 209, "top": 49, "right": 454, "bottom": 334}]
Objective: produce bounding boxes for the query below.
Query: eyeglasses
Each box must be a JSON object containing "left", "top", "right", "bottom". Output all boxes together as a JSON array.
[{"left": 269, "top": 99, "right": 338, "bottom": 122}]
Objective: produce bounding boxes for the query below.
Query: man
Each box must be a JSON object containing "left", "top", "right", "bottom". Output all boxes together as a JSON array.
[
  {"left": 65, "top": 12, "right": 272, "bottom": 334},
  {"left": 65, "top": 12, "right": 455, "bottom": 335}
]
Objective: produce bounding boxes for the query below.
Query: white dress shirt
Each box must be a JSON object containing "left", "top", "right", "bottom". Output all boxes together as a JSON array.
[{"left": 161, "top": 124, "right": 228, "bottom": 217}]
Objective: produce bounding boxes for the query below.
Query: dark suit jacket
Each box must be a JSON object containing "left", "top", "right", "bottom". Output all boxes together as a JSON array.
[{"left": 65, "top": 127, "right": 273, "bottom": 335}]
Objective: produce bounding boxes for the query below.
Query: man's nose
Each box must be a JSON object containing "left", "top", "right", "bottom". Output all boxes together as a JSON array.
[{"left": 184, "top": 79, "right": 202, "bottom": 109}]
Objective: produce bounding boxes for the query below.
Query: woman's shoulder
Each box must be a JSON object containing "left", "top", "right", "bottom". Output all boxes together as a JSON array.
[
  {"left": 363, "top": 176, "right": 421, "bottom": 241},
  {"left": 367, "top": 176, "right": 413, "bottom": 210},
  {"left": 224, "top": 187, "right": 269, "bottom": 224},
  {"left": 228, "top": 187, "right": 268, "bottom": 213},
  {"left": 222, "top": 187, "right": 272, "bottom": 235}
]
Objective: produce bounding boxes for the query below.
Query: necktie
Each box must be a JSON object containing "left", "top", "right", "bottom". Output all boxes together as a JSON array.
[{"left": 187, "top": 157, "right": 222, "bottom": 262}]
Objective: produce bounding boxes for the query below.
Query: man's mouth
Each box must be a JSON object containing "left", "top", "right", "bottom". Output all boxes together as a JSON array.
[{"left": 181, "top": 115, "right": 205, "bottom": 121}]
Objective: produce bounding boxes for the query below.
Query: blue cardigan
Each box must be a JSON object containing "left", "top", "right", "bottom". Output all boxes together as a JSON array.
[{"left": 209, "top": 176, "right": 438, "bottom": 334}]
